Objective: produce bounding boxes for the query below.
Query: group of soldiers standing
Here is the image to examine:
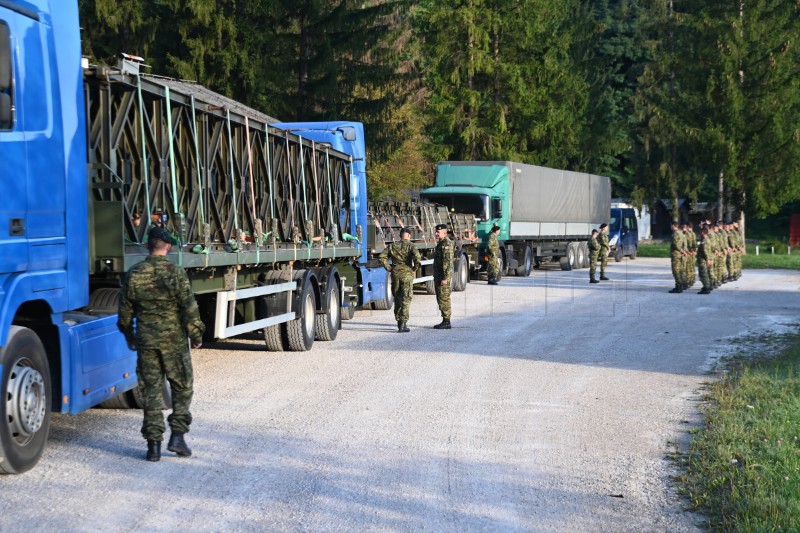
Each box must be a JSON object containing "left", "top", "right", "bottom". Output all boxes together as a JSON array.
[{"left": 670, "top": 220, "right": 744, "bottom": 294}]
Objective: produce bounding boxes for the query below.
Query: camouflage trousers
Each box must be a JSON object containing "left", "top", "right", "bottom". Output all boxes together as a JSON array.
[
  {"left": 671, "top": 253, "right": 684, "bottom": 287},
  {"left": 487, "top": 256, "right": 501, "bottom": 280},
  {"left": 391, "top": 270, "right": 414, "bottom": 323},
  {"left": 599, "top": 249, "right": 609, "bottom": 275},
  {"left": 434, "top": 277, "right": 452, "bottom": 320},
  {"left": 589, "top": 250, "right": 600, "bottom": 278},
  {"left": 137, "top": 344, "right": 194, "bottom": 441},
  {"left": 697, "top": 260, "right": 712, "bottom": 290}
]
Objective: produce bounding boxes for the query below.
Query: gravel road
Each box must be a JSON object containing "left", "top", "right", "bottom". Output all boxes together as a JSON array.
[{"left": 2, "top": 258, "right": 798, "bottom": 532}]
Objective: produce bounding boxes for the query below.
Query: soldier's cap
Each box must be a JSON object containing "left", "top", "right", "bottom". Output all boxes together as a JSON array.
[
  {"left": 399, "top": 227, "right": 412, "bottom": 237},
  {"left": 147, "top": 226, "right": 179, "bottom": 245},
  {"left": 435, "top": 223, "right": 448, "bottom": 231},
  {"left": 491, "top": 225, "right": 501, "bottom": 232},
  {"left": 599, "top": 223, "right": 608, "bottom": 229},
  {"left": 591, "top": 229, "right": 598, "bottom": 234}
]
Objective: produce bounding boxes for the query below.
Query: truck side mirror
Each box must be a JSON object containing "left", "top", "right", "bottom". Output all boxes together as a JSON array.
[{"left": 492, "top": 198, "right": 503, "bottom": 219}]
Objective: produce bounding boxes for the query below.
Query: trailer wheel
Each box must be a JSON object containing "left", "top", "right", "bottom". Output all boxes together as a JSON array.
[
  {"left": 372, "top": 275, "right": 394, "bottom": 310},
  {"left": 0, "top": 326, "right": 50, "bottom": 474},
  {"left": 574, "top": 242, "right": 587, "bottom": 270},
  {"left": 285, "top": 273, "right": 317, "bottom": 351},
  {"left": 452, "top": 254, "right": 469, "bottom": 292},
  {"left": 315, "top": 269, "right": 341, "bottom": 341},
  {"left": 263, "top": 325, "right": 285, "bottom": 351},
  {"left": 559, "top": 255, "right": 572, "bottom": 271},
  {"left": 341, "top": 301, "right": 356, "bottom": 321},
  {"left": 567, "top": 242, "right": 579, "bottom": 269},
  {"left": 514, "top": 245, "right": 533, "bottom": 277},
  {"left": 579, "top": 242, "right": 590, "bottom": 268}
]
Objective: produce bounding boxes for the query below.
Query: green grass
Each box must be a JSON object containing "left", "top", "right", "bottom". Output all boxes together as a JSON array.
[
  {"left": 676, "top": 333, "right": 800, "bottom": 531},
  {"left": 637, "top": 242, "right": 800, "bottom": 269}
]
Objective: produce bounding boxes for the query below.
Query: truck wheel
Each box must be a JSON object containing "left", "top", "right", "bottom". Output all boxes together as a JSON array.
[
  {"left": 263, "top": 324, "right": 285, "bottom": 351},
  {"left": 567, "top": 242, "right": 578, "bottom": 269},
  {"left": 514, "top": 245, "right": 533, "bottom": 277},
  {"left": 500, "top": 249, "right": 509, "bottom": 276},
  {"left": 0, "top": 326, "right": 50, "bottom": 474},
  {"left": 127, "top": 380, "right": 172, "bottom": 411},
  {"left": 579, "top": 242, "right": 590, "bottom": 268},
  {"left": 285, "top": 273, "right": 317, "bottom": 351},
  {"left": 372, "top": 275, "right": 394, "bottom": 310},
  {"left": 574, "top": 242, "right": 586, "bottom": 270},
  {"left": 630, "top": 246, "right": 637, "bottom": 260},
  {"left": 424, "top": 279, "right": 436, "bottom": 295},
  {"left": 615, "top": 246, "right": 624, "bottom": 262},
  {"left": 452, "top": 254, "right": 469, "bottom": 292},
  {"left": 559, "top": 256, "right": 572, "bottom": 271},
  {"left": 315, "top": 269, "right": 341, "bottom": 341},
  {"left": 341, "top": 301, "right": 356, "bottom": 321}
]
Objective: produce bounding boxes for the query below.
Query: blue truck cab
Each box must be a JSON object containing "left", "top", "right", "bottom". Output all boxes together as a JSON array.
[
  {"left": 608, "top": 207, "right": 639, "bottom": 261},
  {"left": 0, "top": 0, "right": 137, "bottom": 473}
]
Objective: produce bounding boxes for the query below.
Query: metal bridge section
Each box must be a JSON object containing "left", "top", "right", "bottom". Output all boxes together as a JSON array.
[
  {"left": 85, "top": 67, "right": 357, "bottom": 272},
  {"left": 367, "top": 202, "right": 478, "bottom": 254}
]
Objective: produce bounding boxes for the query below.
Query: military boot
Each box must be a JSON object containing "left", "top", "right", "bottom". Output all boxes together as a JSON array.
[
  {"left": 589, "top": 276, "right": 599, "bottom": 284},
  {"left": 488, "top": 278, "right": 498, "bottom": 285},
  {"left": 433, "top": 319, "right": 451, "bottom": 330},
  {"left": 399, "top": 322, "right": 410, "bottom": 333},
  {"left": 669, "top": 287, "right": 683, "bottom": 293},
  {"left": 600, "top": 275, "right": 610, "bottom": 281},
  {"left": 146, "top": 440, "right": 161, "bottom": 462},
  {"left": 167, "top": 431, "right": 192, "bottom": 457}
]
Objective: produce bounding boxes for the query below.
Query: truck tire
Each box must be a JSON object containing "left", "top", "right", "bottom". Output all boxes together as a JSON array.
[
  {"left": 263, "top": 324, "right": 285, "bottom": 351},
  {"left": 579, "top": 242, "right": 590, "bottom": 268},
  {"left": 559, "top": 256, "right": 572, "bottom": 271},
  {"left": 87, "top": 287, "right": 121, "bottom": 314},
  {"left": 285, "top": 272, "right": 317, "bottom": 351},
  {"left": 0, "top": 326, "right": 51, "bottom": 474},
  {"left": 341, "top": 301, "right": 356, "bottom": 321},
  {"left": 630, "top": 246, "right": 637, "bottom": 260},
  {"left": 574, "top": 242, "right": 586, "bottom": 270},
  {"left": 500, "top": 249, "right": 509, "bottom": 276},
  {"left": 372, "top": 275, "right": 394, "bottom": 310},
  {"left": 315, "top": 268, "right": 341, "bottom": 341},
  {"left": 567, "top": 242, "right": 579, "bottom": 269},
  {"left": 514, "top": 245, "right": 533, "bottom": 277},
  {"left": 452, "top": 254, "right": 469, "bottom": 291},
  {"left": 615, "top": 246, "right": 624, "bottom": 262}
]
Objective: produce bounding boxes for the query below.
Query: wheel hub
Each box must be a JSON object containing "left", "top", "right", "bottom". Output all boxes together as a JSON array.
[{"left": 6, "top": 360, "right": 46, "bottom": 443}]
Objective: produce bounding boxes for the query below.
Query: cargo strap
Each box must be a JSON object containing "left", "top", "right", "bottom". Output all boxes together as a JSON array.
[
  {"left": 225, "top": 109, "right": 239, "bottom": 253},
  {"left": 164, "top": 86, "right": 183, "bottom": 267},
  {"left": 190, "top": 96, "right": 205, "bottom": 228},
  {"left": 136, "top": 74, "right": 152, "bottom": 236},
  {"left": 298, "top": 134, "right": 309, "bottom": 224}
]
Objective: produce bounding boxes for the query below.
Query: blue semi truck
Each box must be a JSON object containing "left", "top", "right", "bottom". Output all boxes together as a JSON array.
[{"left": 0, "top": 0, "right": 403, "bottom": 473}]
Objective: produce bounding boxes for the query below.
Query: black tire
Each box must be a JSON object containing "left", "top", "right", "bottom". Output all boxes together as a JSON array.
[
  {"left": 630, "top": 246, "right": 637, "bottom": 260},
  {"left": 579, "top": 242, "right": 590, "bottom": 268},
  {"left": 0, "top": 326, "right": 51, "bottom": 474},
  {"left": 372, "top": 274, "right": 395, "bottom": 310},
  {"left": 452, "top": 254, "right": 469, "bottom": 292},
  {"left": 97, "top": 391, "right": 134, "bottom": 409},
  {"left": 615, "top": 246, "right": 624, "bottom": 262},
  {"left": 567, "top": 242, "right": 579, "bottom": 269},
  {"left": 263, "top": 324, "right": 285, "bottom": 351},
  {"left": 514, "top": 245, "right": 533, "bottom": 277},
  {"left": 559, "top": 255, "right": 572, "bottom": 271},
  {"left": 315, "top": 269, "right": 341, "bottom": 341},
  {"left": 500, "top": 248, "right": 509, "bottom": 276},
  {"left": 285, "top": 272, "right": 317, "bottom": 351},
  {"left": 88, "top": 287, "right": 122, "bottom": 314}
]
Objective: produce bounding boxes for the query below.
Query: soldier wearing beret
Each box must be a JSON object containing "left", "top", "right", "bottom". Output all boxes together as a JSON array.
[
  {"left": 118, "top": 227, "right": 205, "bottom": 462},
  {"left": 379, "top": 227, "right": 422, "bottom": 332},
  {"left": 433, "top": 223, "right": 453, "bottom": 329},
  {"left": 588, "top": 229, "right": 600, "bottom": 283}
]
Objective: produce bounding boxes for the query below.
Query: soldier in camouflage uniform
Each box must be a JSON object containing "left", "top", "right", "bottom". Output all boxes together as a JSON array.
[
  {"left": 696, "top": 226, "right": 713, "bottom": 294},
  {"left": 378, "top": 227, "right": 422, "bottom": 332},
  {"left": 588, "top": 229, "right": 600, "bottom": 283},
  {"left": 486, "top": 225, "right": 501, "bottom": 285},
  {"left": 669, "top": 221, "right": 686, "bottom": 293},
  {"left": 118, "top": 227, "right": 205, "bottom": 462},
  {"left": 598, "top": 223, "right": 610, "bottom": 280},
  {"left": 683, "top": 223, "right": 697, "bottom": 289},
  {"left": 433, "top": 223, "right": 453, "bottom": 329}
]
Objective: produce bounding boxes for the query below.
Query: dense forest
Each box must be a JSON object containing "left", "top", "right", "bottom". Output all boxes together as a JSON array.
[{"left": 78, "top": 0, "right": 800, "bottom": 225}]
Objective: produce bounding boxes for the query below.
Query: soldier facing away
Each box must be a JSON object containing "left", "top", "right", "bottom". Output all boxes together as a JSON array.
[
  {"left": 598, "top": 223, "right": 610, "bottom": 280},
  {"left": 378, "top": 227, "right": 422, "bottom": 332},
  {"left": 118, "top": 227, "right": 205, "bottom": 462},
  {"left": 588, "top": 229, "right": 600, "bottom": 283},
  {"left": 433, "top": 223, "right": 453, "bottom": 329},
  {"left": 486, "top": 224, "right": 501, "bottom": 285}
]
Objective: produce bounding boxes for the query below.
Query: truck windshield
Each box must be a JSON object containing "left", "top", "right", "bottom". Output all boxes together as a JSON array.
[{"left": 421, "top": 194, "right": 489, "bottom": 220}]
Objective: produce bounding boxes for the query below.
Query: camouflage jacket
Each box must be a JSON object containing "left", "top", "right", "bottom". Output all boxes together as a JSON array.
[
  {"left": 670, "top": 230, "right": 686, "bottom": 254},
  {"left": 379, "top": 240, "right": 422, "bottom": 275},
  {"left": 118, "top": 255, "right": 205, "bottom": 349},
  {"left": 433, "top": 236, "right": 454, "bottom": 280},
  {"left": 487, "top": 233, "right": 500, "bottom": 257},
  {"left": 598, "top": 231, "right": 610, "bottom": 252},
  {"left": 588, "top": 234, "right": 599, "bottom": 252}
]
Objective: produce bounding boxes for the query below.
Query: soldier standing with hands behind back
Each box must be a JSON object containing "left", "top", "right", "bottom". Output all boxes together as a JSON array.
[
  {"left": 378, "top": 227, "right": 422, "bottom": 332},
  {"left": 433, "top": 223, "right": 453, "bottom": 329},
  {"left": 486, "top": 224, "right": 501, "bottom": 285},
  {"left": 118, "top": 227, "right": 205, "bottom": 462},
  {"left": 598, "top": 223, "right": 610, "bottom": 280}
]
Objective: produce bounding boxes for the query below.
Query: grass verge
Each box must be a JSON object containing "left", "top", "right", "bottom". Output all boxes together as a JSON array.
[{"left": 676, "top": 332, "right": 800, "bottom": 531}]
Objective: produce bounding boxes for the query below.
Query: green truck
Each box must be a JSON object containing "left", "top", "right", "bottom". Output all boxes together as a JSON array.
[{"left": 421, "top": 161, "right": 611, "bottom": 277}]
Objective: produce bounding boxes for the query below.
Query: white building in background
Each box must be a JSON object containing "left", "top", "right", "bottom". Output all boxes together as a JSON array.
[{"left": 611, "top": 199, "right": 652, "bottom": 240}]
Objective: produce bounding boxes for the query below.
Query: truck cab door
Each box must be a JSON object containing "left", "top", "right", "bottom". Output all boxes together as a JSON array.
[{"left": 0, "top": 14, "right": 28, "bottom": 274}]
